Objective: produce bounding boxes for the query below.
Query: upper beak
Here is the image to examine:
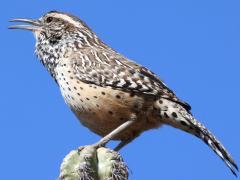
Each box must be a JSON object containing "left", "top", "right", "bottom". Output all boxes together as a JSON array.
[{"left": 8, "top": 18, "right": 42, "bottom": 31}]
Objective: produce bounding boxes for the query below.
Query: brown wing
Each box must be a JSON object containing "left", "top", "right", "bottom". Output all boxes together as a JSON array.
[
  {"left": 118, "top": 56, "right": 191, "bottom": 111},
  {"left": 70, "top": 48, "right": 191, "bottom": 111}
]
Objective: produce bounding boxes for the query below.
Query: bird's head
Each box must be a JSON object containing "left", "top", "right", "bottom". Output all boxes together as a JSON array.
[
  {"left": 9, "top": 11, "right": 95, "bottom": 46},
  {"left": 9, "top": 11, "right": 105, "bottom": 75}
]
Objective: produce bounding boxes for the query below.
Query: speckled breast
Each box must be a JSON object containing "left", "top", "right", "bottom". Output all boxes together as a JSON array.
[{"left": 54, "top": 63, "right": 161, "bottom": 140}]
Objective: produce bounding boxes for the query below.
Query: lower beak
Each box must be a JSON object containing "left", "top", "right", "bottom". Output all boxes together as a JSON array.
[{"left": 8, "top": 18, "right": 42, "bottom": 31}]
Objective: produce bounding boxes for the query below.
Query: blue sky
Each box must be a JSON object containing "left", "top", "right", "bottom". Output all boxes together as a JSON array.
[{"left": 1, "top": 0, "right": 240, "bottom": 179}]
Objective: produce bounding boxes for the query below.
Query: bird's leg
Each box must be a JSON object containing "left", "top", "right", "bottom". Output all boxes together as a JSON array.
[
  {"left": 114, "top": 138, "right": 135, "bottom": 151},
  {"left": 94, "top": 116, "right": 136, "bottom": 148}
]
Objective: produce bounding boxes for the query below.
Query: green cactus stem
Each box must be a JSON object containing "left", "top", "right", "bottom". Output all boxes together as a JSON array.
[{"left": 59, "top": 146, "right": 128, "bottom": 180}]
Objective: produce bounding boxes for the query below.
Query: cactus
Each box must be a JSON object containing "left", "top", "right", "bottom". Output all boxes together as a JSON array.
[{"left": 59, "top": 146, "right": 128, "bottom": 180}]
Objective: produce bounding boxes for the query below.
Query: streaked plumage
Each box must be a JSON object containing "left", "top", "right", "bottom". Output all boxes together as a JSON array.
[{"left": 9, "top": 11, "right": 238, "bottom": 176}]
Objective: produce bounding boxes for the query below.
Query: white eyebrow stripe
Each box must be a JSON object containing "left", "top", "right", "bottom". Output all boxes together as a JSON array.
[{"left": 50, "top": 13, "right": 82, "bottom": 28}]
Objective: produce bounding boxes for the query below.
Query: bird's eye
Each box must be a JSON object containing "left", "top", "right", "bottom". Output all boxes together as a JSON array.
[{"left": 46, "top": 17, "right": 53, "bottom": 23}]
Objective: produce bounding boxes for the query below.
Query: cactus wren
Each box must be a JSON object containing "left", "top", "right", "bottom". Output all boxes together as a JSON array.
[{"left": 9, "top": 11, "right": 238, "bottom": 176}]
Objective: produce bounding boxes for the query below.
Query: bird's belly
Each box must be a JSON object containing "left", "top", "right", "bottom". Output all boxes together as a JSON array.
[
  {"left": 55, "top": 70, "right": 161, "bottom": 140},
  {"left": 74, "top": 96, "right": 162, "bottom": 140}
]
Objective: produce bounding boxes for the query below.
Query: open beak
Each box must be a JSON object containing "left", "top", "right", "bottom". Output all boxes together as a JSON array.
[{"left": 9, "top": 18, "right": 42, "bottom": 31}]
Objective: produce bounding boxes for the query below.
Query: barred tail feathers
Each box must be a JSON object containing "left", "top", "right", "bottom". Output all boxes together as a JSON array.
[
  {"left": 156, "top": 98, "right": 239, "bottom": 176},
  {"left": 188, "top": 117, "right": 238, "bottom": 176}
]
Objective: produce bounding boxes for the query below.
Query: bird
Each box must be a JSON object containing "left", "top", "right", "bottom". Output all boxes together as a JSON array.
[{"left": 9, "top": 11, "right": 238, "bottom": 176}]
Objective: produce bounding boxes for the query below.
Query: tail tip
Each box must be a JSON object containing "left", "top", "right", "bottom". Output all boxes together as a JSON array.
[{"left": 229, "top": 162, "right": 239, "bottom": 177}]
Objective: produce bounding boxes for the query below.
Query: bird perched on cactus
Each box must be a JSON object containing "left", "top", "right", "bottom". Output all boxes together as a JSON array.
[{"left": 9, "top": 11, "right": 238, "bottom": 176}]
